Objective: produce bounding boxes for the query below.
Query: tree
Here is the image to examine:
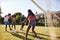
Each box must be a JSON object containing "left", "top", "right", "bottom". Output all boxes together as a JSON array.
[
  {"left": 13, "top": 12, "right": 26, "bottom": 24},
  {"left": 14, "top": 12, "right": 22, "bottom": 24}
]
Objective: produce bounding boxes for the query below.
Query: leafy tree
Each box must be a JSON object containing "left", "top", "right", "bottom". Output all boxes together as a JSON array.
[
  {"left": 14, "top": 12, "right": 22, "bottom": 24},
  {"left": 14, "top": 12, "right": 26, "bottom": 25},
  {"left": 0, "top": 15, "right": 3, "bottom": 24}
]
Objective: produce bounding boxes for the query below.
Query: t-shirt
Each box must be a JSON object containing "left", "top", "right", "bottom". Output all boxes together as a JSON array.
[
  {"left": 28, "top": 15, "right": 35, "bottom": 21},
  {"left": 21, "top": 16, "right": 25, "bottom": 22},
  {"left": 4, "top": 16, "right": 9, "bottom": 22}
]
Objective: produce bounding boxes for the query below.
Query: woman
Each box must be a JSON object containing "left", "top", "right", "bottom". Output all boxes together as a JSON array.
[{"left": 23, "top": 9, "right": 37, "bottom": 40}]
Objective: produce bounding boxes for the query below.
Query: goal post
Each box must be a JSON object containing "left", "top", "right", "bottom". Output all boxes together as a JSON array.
[{"left": 31, "top": 0, "right": 54, "bottom": 27}]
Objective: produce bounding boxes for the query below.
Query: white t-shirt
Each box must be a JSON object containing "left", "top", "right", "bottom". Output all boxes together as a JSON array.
[{"left": 4, "top": 16, "right": 9, "bottom": 22}]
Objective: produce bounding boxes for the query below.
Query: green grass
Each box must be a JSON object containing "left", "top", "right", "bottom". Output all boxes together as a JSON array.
[{"left": 0, "top": 25, "right": 60, "bottom": 40}]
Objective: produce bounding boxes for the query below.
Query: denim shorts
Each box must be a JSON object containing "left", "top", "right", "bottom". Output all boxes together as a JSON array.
[
  {"left": 12, "top": 22, "right": 17, "bottom": 25},
  {"left": 28, "top": 20, "right": 36, "bottom": 26},
  {"left": 4, "top": 21, "right": 9, "bottom": 25}
]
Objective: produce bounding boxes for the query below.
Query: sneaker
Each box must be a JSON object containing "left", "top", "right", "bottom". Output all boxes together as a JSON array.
[
  {"left": 34, "top": 37, "right": 40, "bottom": 40},
  {"left": 13, "top": 30, "right": 17, "bottom": 33}
]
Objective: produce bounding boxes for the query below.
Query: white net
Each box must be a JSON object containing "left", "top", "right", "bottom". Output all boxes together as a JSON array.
[
  {"left": 31, "top": 0, "right": 60, "bottom": 39},
  {"left": 31, "top": 0, "right": 60, "bottom": 27}
]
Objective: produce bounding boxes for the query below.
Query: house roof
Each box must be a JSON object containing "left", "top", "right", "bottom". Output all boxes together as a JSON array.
[
  {"left": 55, "top": 13, "right": 60, "bottom": 18},
  {"left": 54, "top": 11, "right": 60, "bottom": 18},
  {"left": 35, "top": 11, "right": 60, "bottom": 18}
]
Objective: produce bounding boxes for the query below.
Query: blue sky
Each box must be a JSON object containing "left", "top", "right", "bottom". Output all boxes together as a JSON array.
[{"left": 1, "top": 0, "right": 60, "bottom": 17}]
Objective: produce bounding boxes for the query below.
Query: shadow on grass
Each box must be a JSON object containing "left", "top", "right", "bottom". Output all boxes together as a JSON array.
[
  {"left": 29, "top": 32, "right": 50, "bottom": 37},
  {"left": 6, "top": 31, "right": 32, "bottom": 40},
  {"left": 56, "top": 36, "right": 60, "bottom": 39},
  {"left": 29, "top": 32, "right": 60, "bottom": 39},
  {"left": 13, "top": 31, "right": 48, "bottom": 40}
]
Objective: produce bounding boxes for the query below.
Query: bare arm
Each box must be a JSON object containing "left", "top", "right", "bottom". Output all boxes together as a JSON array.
[{"left": 23, "top": 17, "right": 28, "bottom": 23}]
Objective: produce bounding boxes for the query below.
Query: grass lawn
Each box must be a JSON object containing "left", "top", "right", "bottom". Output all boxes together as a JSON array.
[{"left": 0, "top": 25, "right": 60, "bottom": 40}]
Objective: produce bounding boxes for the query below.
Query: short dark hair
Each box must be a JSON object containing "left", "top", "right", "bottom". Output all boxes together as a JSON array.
[
  {"left": 12, "top": 15, "right": 16, "bottom": 17},
  {"left": 8, "top": 13, "right": 11, "bottom": 16}
]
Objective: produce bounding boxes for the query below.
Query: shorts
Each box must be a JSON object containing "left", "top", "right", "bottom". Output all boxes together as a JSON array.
[
  {"left": 28, "top": 20, "right": 36, "bottom": 26},
  {"left": 12, "top": 22, "right": 17, "bottom": 25},
  {"left": 4, "top": 21, "right": 9, "bottom": 25}
]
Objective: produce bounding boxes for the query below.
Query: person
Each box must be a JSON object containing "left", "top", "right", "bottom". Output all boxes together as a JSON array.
[
  {"left": 11, "top": 15, "right": 17, "bottom": 33},
  {"left": 4, "top": 15, "right": 11, "bottom": 31},
  {"left": 23, "top": 9, "right": 37, "bottom": 40},
  {"left": 20, "top": 15, "right": 25, "bottom": 30},
  {"left": 8, "top": 13, "right": 12, "bottom": 30},
  {"left": 8, "top": 13, "right": 12, "bottom": 24}
]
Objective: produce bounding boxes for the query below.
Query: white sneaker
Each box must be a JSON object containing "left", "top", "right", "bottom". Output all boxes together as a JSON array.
[
  {"left": 13, "top": 30, "right": 18, "bottom": 33},
  {"left": 34, "top": 37, "right": 40, "bottom": 40}
]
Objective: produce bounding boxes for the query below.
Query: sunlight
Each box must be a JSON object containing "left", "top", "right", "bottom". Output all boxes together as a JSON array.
[{"left": 49, "top": 27, "right": 57, "bottom": 40}]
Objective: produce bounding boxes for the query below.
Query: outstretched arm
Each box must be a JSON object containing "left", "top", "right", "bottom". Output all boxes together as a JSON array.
[{"left": 23, "top": 17, "right": 28, "bottom": 23}]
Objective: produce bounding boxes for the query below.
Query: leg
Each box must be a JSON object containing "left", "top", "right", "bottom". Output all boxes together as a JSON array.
[
  {"left": 32, "top": 26, "right": 37, "bottom": 37},
  {"left": 9, "top": 24, "right": 12, "bottom": 30},
  {"left": 14, "top": 24, "right": 16, "bottom": 30},
  {"left": 5, "top": 25, "right": 7, "bottom": 31},
  {"left": 11, "top": 24, "right": 13, "bottom": 30},
  {"left": 12, "top": 24, "right": 16, "bottom": 33},
  {"left": 20, "top": 23, "right": 24, "bottom": 30},
  {"left": 12, "top": 22, "right": 14, "bottom": 30},
  {"left": 25, "top": 25, "right": 31, "bottom": 40}
]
